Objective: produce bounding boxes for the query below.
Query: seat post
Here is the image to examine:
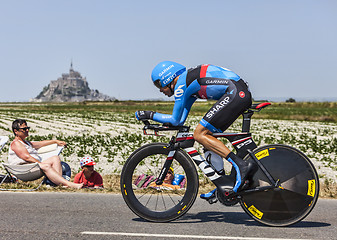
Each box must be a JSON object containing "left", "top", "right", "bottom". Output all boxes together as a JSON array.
[{"left": 242, "top": 111, "right": 254, "bottom": 133}]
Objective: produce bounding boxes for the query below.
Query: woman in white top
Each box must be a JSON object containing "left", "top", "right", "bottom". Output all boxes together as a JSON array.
[{"left": 9, "top": 119, "right": 83, "bottom": 189}]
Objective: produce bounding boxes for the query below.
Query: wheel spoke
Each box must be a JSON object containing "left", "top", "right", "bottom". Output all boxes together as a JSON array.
[
  {"left": 160, "top": 192, "right": 167, "bottom": 210},
  {"left": 144, "top": 193, "right": 153, "bottom": 207}
]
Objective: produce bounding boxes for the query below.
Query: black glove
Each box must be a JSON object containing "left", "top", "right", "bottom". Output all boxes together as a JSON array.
[{"left": 135, "top": 111, "right": 155, "bottom": 121}]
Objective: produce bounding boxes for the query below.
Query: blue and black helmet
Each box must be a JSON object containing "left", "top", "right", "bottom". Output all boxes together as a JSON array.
[{"left": 151, "top": 61, "right": 186, "bottom": 89}]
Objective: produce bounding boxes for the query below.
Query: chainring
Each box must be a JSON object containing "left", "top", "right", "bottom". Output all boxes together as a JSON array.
[{"left": 216, "top": 189, "right": 240, "bottom": 206}]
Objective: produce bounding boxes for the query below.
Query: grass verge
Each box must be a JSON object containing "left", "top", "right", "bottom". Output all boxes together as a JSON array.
[{"left": 1, "top": 174, "right": 336, "bottom": 199}]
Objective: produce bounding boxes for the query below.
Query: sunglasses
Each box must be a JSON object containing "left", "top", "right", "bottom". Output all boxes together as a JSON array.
[
  {"left": 17, "top": 127, "right": 30, "bottom": 131},
  {"left": 153, "top": 80, "right": 162, "bottom": 89}
]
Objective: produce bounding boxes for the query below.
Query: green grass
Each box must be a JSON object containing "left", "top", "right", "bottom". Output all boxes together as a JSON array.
[{"left": 1, "top": 101, "right": 336, "bottom": 122}]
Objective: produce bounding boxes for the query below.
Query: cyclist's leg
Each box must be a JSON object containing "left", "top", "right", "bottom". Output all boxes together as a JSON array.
[{"left": 194, "top": 80, "right": 255, "bottom": 195}]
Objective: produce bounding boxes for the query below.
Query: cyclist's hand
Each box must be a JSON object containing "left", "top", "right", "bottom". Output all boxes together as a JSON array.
[{"left": 135, "top": 111, "right": 155, "bottom": 121}]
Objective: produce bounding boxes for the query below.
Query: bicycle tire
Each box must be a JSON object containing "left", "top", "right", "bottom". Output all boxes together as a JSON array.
[
  {"left": 240, "top": 144, "right": 319, "bottom": 227},
  {"left": 121, "top": 142, "right": 199, "bottom": 222}
]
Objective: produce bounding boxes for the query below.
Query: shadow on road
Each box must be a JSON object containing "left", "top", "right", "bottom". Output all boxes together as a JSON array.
[
  {"left": 132, "top": 211, "right": 331, "bottom": 228},
  {"left": 178, "top": 211, "right": 261, "bottom": 226}
]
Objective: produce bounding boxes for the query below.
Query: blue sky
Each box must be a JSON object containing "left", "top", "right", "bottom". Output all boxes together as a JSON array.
[{"left": 0, "top": 0, "right": 336, "bottom": 102}]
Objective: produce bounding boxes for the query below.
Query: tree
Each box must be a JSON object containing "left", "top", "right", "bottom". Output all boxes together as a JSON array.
[{"left": 286, "top": 98, "right": 296, "bottom": 103}]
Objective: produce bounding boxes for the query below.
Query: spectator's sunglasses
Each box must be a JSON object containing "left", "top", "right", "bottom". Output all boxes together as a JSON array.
[{"left": 17, "top": 127, "right": 30, "bottom": 131}]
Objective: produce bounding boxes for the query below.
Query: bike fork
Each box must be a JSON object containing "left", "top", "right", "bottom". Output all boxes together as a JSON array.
[{"left": 155, "top": 150, "right": 174, "bottom": 185}]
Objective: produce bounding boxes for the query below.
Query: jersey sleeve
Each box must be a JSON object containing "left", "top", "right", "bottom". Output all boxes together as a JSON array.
[
  {"left": 152, "top": 101, "right": 184, "bottom": 126},
  {"left": 152, "top": 81, "right": 196, "bottom": 126},
  {"left": 176, "top": 97, "right": 196, "bottom": 125}
]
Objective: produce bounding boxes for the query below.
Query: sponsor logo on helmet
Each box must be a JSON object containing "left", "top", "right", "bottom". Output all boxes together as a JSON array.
[
  {"left": 163, "top": 72, "right": 177, "bottom": 85},
  {"left": 174, "top": 85, "right": 185, "bottom": 98},
  {"left": 205, "top": 96, "right": 230, "bottom": 119},
  {"left": 239, "top": 91, "right": 245, "bottom": 98},
  {"left": 159, "top": 64, "right": 174, "bottom": 77}
]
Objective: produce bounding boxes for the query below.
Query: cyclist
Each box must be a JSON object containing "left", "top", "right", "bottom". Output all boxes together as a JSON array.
[{"left": 135, "top": 61, "right": 257, "bottom": 201}]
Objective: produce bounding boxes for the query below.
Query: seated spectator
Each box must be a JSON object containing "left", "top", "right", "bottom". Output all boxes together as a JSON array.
[
  {"left": 74, "top": 156, "right": 104, "bottom": 188},
  {"left": 8, "top": 119, "right": 83, "bottom": 189}
]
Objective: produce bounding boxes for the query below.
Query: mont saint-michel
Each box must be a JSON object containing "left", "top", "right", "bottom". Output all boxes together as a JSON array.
[{"left": 31, "top": 63, "right": 115, "bottom": 102}]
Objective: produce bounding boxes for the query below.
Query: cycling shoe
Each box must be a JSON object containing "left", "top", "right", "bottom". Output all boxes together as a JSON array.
[
  {"left": 200, "top": 188, "right": 218, "bottom": 204},
  {"left": 226, "top": 152, "right": 258, "bottom": 192},
  {"left": 237, "top": 158, "right": 258, "bottom": 192}
]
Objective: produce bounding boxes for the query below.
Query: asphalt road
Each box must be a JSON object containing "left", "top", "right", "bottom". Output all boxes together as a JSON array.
[{"left": 0, "top": 192, "right": 335, "bottom": 240}]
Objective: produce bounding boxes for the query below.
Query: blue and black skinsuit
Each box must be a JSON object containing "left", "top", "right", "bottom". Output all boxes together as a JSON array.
[{"left": 152, "top": 64, "right": 252, "bottom": 132}]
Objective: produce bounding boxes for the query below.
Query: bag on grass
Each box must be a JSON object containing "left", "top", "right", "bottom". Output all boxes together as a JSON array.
[
  {"left": 172, "top": 174, "right": 185, "bottom": 185},
  {"left": 142, "top": 176, "right": 156, "bottom": 188}
]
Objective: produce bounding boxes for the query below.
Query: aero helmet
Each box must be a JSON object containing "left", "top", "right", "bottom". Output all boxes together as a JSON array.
[{"left": 151, "top": 61, "right": 186, "bottom": 88}]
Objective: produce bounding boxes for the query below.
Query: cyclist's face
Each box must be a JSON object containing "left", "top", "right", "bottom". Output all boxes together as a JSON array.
[{"left": 160, "top": 86, "right": 173, "bottom": 97}]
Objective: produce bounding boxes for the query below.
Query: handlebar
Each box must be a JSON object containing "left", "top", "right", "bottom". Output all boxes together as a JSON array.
[{"left": 142, "top": 120, "right": 190, "bottom": 136}]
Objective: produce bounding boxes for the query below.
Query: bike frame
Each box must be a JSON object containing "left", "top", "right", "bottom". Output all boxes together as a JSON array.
[{"left": 143, "top": 102, "right": 278, "bottom": 197}]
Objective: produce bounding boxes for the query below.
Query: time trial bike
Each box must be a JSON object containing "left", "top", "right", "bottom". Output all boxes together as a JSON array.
[{"left": 120, "top": 102, "right": 319, "bottom": 227}]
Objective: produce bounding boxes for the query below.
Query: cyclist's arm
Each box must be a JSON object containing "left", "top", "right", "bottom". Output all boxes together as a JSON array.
[
  {"left": 176, "top": 97, "right": 196, "bottom": 125},
  {"left": 153, "top": 94, "right": 196, "bottom": 126},
  {"left": 152, "top": 99, "right": 184, "bottom": 126}
]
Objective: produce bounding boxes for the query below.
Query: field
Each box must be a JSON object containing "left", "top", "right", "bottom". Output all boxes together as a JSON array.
[{"left": 0, "top": 101, "right": 336, "bottom": 197}]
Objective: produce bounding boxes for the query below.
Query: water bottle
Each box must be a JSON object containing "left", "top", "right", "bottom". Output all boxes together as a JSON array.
[{"left": 204, "top": 149, "right": 224, "bottom": 173}]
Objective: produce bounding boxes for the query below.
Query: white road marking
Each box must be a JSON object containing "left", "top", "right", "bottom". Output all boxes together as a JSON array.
[{"left": 81, "top": 231, "right": 311, "bottom": 240}]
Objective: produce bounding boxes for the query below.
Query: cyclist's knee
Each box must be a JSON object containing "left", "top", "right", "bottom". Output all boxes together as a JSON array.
[{"left": 193, "top": 125, "right": 210, "bottom": 144}]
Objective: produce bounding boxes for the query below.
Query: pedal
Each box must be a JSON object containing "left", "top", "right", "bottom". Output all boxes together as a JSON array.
[
  {"left": 200, "top": 189, "right": 218, "bottom": 204},
  {"left": 208, "top": 197, "right": 218, "bottom": 204}
]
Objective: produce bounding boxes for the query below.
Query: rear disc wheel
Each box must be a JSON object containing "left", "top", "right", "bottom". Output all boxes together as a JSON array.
[{"left": 240, "top": 144, "right": 319, "bottom": 226}]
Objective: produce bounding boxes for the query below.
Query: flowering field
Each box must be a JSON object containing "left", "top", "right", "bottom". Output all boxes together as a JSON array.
[{"left": 0, "top": 102, "right": 336, "bottom": 189}]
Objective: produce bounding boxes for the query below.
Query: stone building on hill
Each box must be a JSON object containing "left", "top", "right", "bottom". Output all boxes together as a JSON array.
[{"left": 31, "top": 63, "right": 115, "bottom": 102}]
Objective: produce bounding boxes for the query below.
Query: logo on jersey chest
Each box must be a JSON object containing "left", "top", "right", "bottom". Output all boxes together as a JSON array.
[{"left": 174, "top": 85, "right": 185, "bottom": 98}]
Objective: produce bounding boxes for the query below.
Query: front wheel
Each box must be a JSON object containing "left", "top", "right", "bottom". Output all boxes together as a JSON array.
[
  {"left": 121, "top": 143, "right": 199, "bottom": 222},
  {"left": 240, "top": 144, "right": 319, "bottom": 227}
]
